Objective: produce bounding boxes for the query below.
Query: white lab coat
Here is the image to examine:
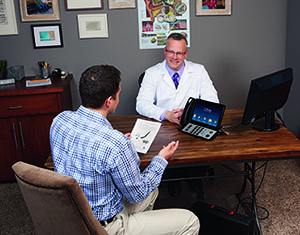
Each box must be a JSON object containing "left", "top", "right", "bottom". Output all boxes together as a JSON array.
[{"left": 136, "top": 60, "right": 219, "bottom": 121}]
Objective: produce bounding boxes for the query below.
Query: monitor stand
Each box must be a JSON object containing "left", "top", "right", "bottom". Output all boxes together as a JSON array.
[{"left": 251, "top": 110, "right": 280, "bottom": 132}]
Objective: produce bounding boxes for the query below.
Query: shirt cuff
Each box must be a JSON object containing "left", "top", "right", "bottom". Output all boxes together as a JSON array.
[
  {"left": 152, "top": 155, "right": 168, "bottom": 168},
  {"left": 159, "top": 110, "right": 168, "bottom": 121}
]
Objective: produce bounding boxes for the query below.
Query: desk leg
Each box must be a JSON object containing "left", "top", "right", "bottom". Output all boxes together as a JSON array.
[{"left": 249, "top": 162, "right": 262, "bottom": 235}]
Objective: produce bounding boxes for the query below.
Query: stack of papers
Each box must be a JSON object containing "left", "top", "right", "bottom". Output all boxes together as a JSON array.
[
  {"left": 131, "top": 119, "right": 161, "bottom": 154},
  {"left": 26, "top": 78, "right": 52, "bottom": 87}
]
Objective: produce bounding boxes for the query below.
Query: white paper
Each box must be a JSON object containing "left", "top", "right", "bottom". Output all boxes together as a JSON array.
[{"left": 131, "top": 118, "right": 161, "bottom": 154}]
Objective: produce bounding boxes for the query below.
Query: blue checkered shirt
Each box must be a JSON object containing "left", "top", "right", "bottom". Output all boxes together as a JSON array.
[{"left": 50, "top": 106, "right": 168, "bottom": 221}]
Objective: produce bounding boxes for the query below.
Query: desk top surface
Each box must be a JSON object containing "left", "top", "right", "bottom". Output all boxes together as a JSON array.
[
  {"left": 45, "top": 109, "right": 300, "bottom": 169},
  {"left": 108, "top": 109, "right": 300, "bottom": 167},
  {"left": 0, "top": 74, "right": 73, "bottom": 96}
]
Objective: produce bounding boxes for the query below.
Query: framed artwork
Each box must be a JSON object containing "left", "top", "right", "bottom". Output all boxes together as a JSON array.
[
  {"left": 109, "top": 0, "right": 136, "bottom": 9},
  {"left": 137, "top": 0, "right": 190, "bottom": 49},
  {"left": 65, "top": 0, "right": 103, "bottom": 10},
  {"left": 31, "top": 24, "right": 63, "bottom": 48},
  {"left": 77, "top": 14, "right": 108, "bottom": 39},
  {"left": 19, "top": 0, "right": 60, "bottom": 22},
  {"left": 0, "top": 0, "right": 18, "bottom": 35},
  {"left": 196, "top": 0, "right": 231, "bottom": 16}
]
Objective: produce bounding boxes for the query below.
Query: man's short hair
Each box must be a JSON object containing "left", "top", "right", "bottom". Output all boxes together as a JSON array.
[
  {"left": 79, "top": 65, "right": 121, "bottom": 109},
  {"left": 167, "top": 33, "right": 188, "bottom": 45}
]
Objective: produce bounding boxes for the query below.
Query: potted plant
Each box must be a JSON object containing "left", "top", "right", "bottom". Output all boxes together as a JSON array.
[{"left": 0, "top": 60, "right": 7, "bottom": 79}]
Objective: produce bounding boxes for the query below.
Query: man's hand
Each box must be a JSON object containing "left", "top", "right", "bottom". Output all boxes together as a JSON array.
[
  {"left": 158, "top": 141, "right": 179, "bottom": 161},
  {"left": 164, "top": 108, "right": 184, "bottom": 125},
  {"left": 125, "top": 133, "right": 132, "bottom": 140}
]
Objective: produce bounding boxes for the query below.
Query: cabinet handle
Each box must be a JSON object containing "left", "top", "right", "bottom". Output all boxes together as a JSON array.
[
  {"left": 19, "top": 121, "right": 25, "bottom": 149},
  {"left": 12, "top": 122, "right": 19, "bottom": 150},
  {"left": 6, "top": 106, "right": 23, "bottom": 110}
]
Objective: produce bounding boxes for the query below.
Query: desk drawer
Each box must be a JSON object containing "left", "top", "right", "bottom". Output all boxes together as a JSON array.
[{"left": 0, "top": 94, "right": 59, "bottom": 118}]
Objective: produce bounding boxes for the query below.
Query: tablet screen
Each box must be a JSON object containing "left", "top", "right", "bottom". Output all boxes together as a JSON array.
[{"left": 191, "top": 102, "right": 222, "bottom": 128}]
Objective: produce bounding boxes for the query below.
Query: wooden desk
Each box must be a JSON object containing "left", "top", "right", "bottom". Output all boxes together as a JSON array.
[
  {"left": 109, "top": 109, "right": 300, "bottom": 235},
  {"left": 45, "top": 108, "right": 300, "bottom": 235},
  {"left": 46, "top": 108, "right": 300, "bottom": 169}
]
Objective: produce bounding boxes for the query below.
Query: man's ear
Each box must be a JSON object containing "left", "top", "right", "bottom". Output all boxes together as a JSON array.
[
  {"left": 185, "top": 49, "right": 189, "bottom": 58},
  {"left": 104, "top": 96, "right": 112, "bottom": 108}
]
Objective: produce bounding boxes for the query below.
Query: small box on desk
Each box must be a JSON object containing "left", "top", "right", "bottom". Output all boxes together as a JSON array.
[
  {"left": 7, "top": 66, "right": 25, "bottom": 81},
  {"left": 192, "top": 201, "right": 254, "bottom": 235}
]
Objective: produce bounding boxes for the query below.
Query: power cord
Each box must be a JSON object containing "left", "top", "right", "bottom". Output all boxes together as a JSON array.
[
  {"left": 275, "top": 111, "right": 286, "bottom": 127},
  {"left": 235, "top": 161, "right": 270, "bottom": 221}
]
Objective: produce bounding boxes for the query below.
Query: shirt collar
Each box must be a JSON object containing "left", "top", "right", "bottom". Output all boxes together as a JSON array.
[
  {"left": 77, "top": 105, "right": 112, "bottom": 129},
  {"left": 165, "top": 61, "right": 185, "bottom": 78}
]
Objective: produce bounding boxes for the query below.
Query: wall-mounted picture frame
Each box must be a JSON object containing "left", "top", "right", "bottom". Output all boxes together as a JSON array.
[
  {"left": 31, "top": 24, "right": 63, "bottom": 49},
  {"left": 77, "top": 14, "right": 109, "bottom": 39},
  {"left": 108, "top": 0, "right": 136, "bottom": 9},
  {"left": 0, "top": 0, "right": 18, "bottom": 35},
  {"left": 19, "top": 0, "right": 60, "bottom": 22},
  {"left": 65, "top": 0, "right": 103, "bottom": 10},
  {"left": 196, "top": 0, "right": 231, "bottom": 16}
]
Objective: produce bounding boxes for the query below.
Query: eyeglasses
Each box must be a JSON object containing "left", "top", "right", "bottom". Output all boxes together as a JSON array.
[{"left": 165, "top": 48, "right": 187, "bottom": 57}]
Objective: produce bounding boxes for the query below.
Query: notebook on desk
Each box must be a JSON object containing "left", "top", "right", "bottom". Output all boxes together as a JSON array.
[{"left": 179, "top": 98, "right": 226, "bottom": 141}]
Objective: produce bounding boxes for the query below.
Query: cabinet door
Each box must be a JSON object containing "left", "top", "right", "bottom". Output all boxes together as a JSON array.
[
  {"left": 0, "top": 118, "right": 23, "bottom": 181},
  {"left": 19, "top": 114, "right": 56, "bottom": 167}
]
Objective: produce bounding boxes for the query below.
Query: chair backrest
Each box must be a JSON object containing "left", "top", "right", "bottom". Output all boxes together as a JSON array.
[
  {"left": 12, "top": 161, "right": 108, "bottom": 235},
  {"left": 138, "top": 72, "right": 145, "bottom": 87}
]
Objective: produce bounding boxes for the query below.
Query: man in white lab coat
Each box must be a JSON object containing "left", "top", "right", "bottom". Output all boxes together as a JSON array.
[
  {"left": 136, "top": 33, "right": 219, "bottom": 197},
  {"left": 136, "top": 33, "right": 219, "bottom": 125}
]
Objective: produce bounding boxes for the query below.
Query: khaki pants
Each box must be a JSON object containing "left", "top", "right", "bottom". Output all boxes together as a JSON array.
[{"left": 105, "top": 189, "right": 200, "bottom": 235}]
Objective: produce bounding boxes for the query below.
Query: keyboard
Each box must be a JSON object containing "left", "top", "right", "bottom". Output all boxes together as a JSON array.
[{"left": 181, "top": 123, "right": 217, "bottom": 140}]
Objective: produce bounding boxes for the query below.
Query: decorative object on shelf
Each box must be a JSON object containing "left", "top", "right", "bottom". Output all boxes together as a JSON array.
[
  {"left": 19, "top": 0, "right": 60, "bottom": 22},
  {"left": 52, "top": 68, "right": 61, "bottom": 78},
  {"left": 109, "top": 0, "right": 136, "bottom": 9},
  {"left": 31, "top": 24, "right": 63, "bottom": 49},
  {"left": 77, "top": 14, "right": 109, "bottom": 39},
  {"left": 0, "top": 60, "right": 7, "bottom": 80},
  {"left": 65, "top": 0, "right": 103, "bottom": 10},
  {"left": 0, "top": 0, "right": 18, "bottom": 35},
  {"left": 6, "top": 65, "right": 25, "bottom": 81},
  {"left": 196, "top": 0, "right": 231, "bottom": 16}
]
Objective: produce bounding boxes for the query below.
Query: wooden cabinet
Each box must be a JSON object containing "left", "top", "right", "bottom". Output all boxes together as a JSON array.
[{"left": 0, "top": 75, "right": 73, "bottom": 181}]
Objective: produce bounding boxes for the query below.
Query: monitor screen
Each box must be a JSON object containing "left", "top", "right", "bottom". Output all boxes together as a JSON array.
[
  {"left": 241, "top": 68, "right": 293, "bottom": 131},
  {"left": 192, "top": 101, "right": 223, "bottom": 128}
]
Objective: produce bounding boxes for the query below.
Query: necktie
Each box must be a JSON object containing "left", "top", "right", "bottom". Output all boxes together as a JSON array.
[{"left": 172, "top": 73, "right": 179, "bottom": 89}]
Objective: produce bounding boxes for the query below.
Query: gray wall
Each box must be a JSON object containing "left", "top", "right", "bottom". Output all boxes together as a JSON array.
[
  {"left": 285, "top": 0, "right": 300, "bottom": 137},
  {"left": 1, "top": 1, "right": 292, "bottom": 130}
]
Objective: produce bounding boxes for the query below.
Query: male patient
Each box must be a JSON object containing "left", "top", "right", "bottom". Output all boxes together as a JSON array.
[
  {"left": 136, "top": 33, "right": 219, "bottom": 197},
  {"left": 50, "top": 65, "right": 200, "bottom": 234}
]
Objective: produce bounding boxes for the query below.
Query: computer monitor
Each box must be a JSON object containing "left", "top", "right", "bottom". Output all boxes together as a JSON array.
[{"left": 241, "top": 67, "right": 293, "bottom": 132}]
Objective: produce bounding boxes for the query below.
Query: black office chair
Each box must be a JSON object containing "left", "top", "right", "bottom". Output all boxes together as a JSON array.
[{"left": 138, "top": 71, "right": 145, "bottom": 87}]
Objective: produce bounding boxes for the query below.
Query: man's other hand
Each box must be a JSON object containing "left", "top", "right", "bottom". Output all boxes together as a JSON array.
[
  {"left": 164, "top": 108, "right": 184, "bottom": 125},
  {"left": 158, "top": 141, "right": 179, "bottom": 161}
]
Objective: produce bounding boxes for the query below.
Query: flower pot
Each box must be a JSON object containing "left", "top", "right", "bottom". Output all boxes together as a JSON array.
[{"left": 0, "top": 70, "right": 7, "bottom": 80}]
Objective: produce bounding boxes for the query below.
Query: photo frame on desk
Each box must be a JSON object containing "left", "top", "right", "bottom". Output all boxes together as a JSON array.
[
  {"left": 108, "top": 0, "right": 136, "bottom": 9},
  {"left": 65, "top": 0, "right": 103, "bottom": 10},
  {"left": 31, "top": 24, "right": 63, "bottom": 49},
  {"left": 77, "top": 14, "right": 108, "bottom": 39},
  {"left": 196, "top": 0, "right": 231, "bottom": 16},
  {"left": 19, "top": 0, "right": 60, "bottom": 21},
  {"left": 0, "top": 0, "right": 18, "bottom": 35}
]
